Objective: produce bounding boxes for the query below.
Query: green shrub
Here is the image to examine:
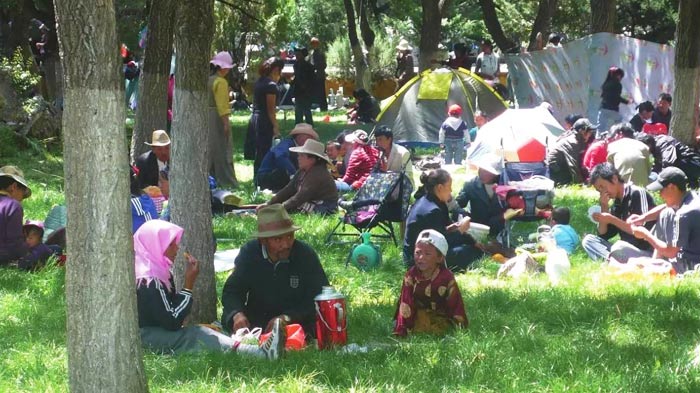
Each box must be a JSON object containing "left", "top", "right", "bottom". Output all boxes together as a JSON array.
[
  {"left": 368, "top": 34, "right": 397, "bottom": 83},
  {"left": 326, "top": 36, "right": 354, "bottom": 81},
  {"left": 328, "top": 34, "right": 398, "bottom": 83},
  {"left": 0, "top": 48, "right": 41, "bottom": 98}
]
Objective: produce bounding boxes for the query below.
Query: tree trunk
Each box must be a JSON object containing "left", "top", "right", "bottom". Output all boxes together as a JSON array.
[
  {"left": 527, "top": 0, "right": 558, "bottom": 51},
  {"left": 590, "top": 0, "right": 616, "bottom": 33},
  {"left": 478, "top": 0, "right": 518, "bottom": 53},
  {"left": 343, "top": 0, "right": 368, "bottom": 89},
  {"left": 419, "top": 0, "right": 452, "bottom": 71},
  {"left": 170, "top": 0, "right": 217, "bottom": 323},
  {"left": 131, "top": 0, "right": 175, "bottom": 161},
  {"left": 670, "top": 0, "right": 700, "bottom": 145},
  {"left": 53, "top": 0, "right": 148, "bottom": 392},
  {"left": 357, "top": 0, "right": 375, "bottom": 49}
]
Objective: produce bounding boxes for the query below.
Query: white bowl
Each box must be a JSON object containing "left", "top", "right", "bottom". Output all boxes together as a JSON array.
[
  {"left": 468, "top": 222, "right": 490, "bottom": 242},
  {"left": 588, "top": 205, "right": 601, "bottom": 223}
]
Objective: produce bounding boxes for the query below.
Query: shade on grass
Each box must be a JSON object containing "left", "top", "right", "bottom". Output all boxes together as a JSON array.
[{"left": 1, "top": 113, "right": 700, "bottom": 392}]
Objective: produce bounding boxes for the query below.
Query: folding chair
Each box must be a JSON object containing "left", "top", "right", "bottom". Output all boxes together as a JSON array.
[{"left": 325, "top": 171, "right": 413, "bottom": 245}]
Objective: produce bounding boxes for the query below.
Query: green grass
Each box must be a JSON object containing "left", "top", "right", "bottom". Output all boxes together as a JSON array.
[{"left": 2, "top": 113, "right": 700, "bottom": 392}]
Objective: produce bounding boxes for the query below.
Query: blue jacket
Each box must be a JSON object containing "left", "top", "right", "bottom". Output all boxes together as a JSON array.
[
  {"left": 551, "top": 224, "right": 579, "bottom": 254},
  {"left": 258, "top": 137, "right": 298, "bottom": 176}
]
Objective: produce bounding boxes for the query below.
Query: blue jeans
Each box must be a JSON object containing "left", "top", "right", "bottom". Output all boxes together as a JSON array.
[
  {"left": 335, "top": 179, "right": 352, "bottom": 192},
  {"left": 596, "top": 108, "right": 622, "bottom": 138},
  {"left": 444, "top": 138, "right": 465, "bottom": 165}
]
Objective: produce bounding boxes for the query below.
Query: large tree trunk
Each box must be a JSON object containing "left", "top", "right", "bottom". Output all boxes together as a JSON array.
[
  {"left": 590, "top": 0, "right": 616, "bottom": 33},
  {"left": 670, "top": 0, "right": 700, "bottom": 145},
  {"left": 131, "top": 0, "right": 175, "bottom": 161},
  {"left": 343, "top": 0, "right": 368, "bottom": 89},
  {"left": 170, "top": 0, "right": 217, "bottom": 323},
  {"left": 527, "top": 0, "right": 558, "bottom": 51},
  {"left": 478, "top": 0, "right": 518, "bottom": 53},
  {"left": 419, "top": 0, "right": 452, "bottom": 71},
  {"left": 53, "top": 0, "right": 148, "bottom": 392}
]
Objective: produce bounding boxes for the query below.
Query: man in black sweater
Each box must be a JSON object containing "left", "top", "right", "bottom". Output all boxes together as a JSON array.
[{"left": 221, "top": 204, "right": 329, "bottom": 337}]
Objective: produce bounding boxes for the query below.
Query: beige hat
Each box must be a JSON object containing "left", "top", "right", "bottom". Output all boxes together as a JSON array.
[
  {"left": 144, "top": 130, "right": 171, "bottom": 146},
  {"left": 396, "top": 39, "right": 412, "bottom": 51},
  {"left": 252, "top": 203, "right": 301, "bottom": 238},
  {"left": 0, "top": 165, "right": 31, "bottom": 198},
  {"left": 416, "top": 229, "right": 448, "bottom": 256},
  {"left": 474, "top": 154, "right": 503, "bottom": 176},
  {"left": 289, "top": 123, "right": 319, "bottom": 141},
  {"left": 289, "top": 139, "right": 331, "bottom": 164},
  {"left": 344, "top": 129, "right": 368, "bottom": 144}
]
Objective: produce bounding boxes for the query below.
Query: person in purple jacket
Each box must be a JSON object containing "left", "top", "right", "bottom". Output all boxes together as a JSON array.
[
  {"left": 17, "top": 221, "right": 59, "bottom": 271},
  {"left": 0, "top": 166, "right": 32, "bottom": 266}
]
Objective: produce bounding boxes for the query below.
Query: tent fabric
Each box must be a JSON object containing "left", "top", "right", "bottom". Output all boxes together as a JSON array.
[
  {"left": 468, "top": 106, "right": 566, "bottom": 163},
  {"left": 376, "top": 68, "right": 507, "bottom": 144},
  {"left": 505, "top": 32, "right": 675, "bottom": 123}
]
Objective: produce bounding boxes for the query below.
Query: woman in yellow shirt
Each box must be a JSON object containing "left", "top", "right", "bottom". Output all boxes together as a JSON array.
[{"left": 208, "top": 52, "right": 238, "bottom": 188}]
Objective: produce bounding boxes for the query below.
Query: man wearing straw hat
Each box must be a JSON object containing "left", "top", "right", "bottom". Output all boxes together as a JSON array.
[
  {"left": 136, "top": 130, "right": 171, "bottom": 189},
  {"left": 0, "top": 166, "right": 32, "bottom": 265},
  {"left": 257, "top": 123, "right": 319, "bottom": 192},
  {"left": 395, "top": 38, "right": 415, "bottom": 90},
  {"left": 221, "top": 204, "right": 329, "bottom": 338}
]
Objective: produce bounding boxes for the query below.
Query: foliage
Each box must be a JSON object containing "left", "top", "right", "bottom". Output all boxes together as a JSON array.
[
  {"left": 326, "top": 36, "right": 355, "bottom": 81},
  {"left": 0, "top": 49, "right": 41, "bottom": 98},
  {"left": 367, "top": 34, "right": 398, "bottom": 82},
  {"left": 617, "top": 0, "right": 679, "bottom": 44}
]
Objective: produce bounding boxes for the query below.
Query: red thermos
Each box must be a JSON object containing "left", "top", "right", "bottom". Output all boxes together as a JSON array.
[{"left": 314, "top": 286, "right": 347, "bottom": 349}]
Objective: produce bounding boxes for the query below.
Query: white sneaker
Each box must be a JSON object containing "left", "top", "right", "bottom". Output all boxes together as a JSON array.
[{"left": 259, "top": 318, "right": 286, "bottom": 360}]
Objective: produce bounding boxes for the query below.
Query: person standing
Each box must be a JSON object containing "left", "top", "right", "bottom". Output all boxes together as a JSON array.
[
  {"left": 597, "top": 66, "right": 632, "bottom": 137},
  {"left": 474, "top": 40, "right": 499, "bottom": 80},
  {"left": 395, "top": 39, "right": 416, "bottom": 90},
  {"left": 208, "top": 51, "right": 238, "bottom": 189},
  {"left": 245, "top": 57, "right": 284, "bottom": 183},
  {"left": 293, "top": 46, "right": 315, "bottom": 125},
  {"left": 606, "top": 123, "right": 651, "bottom": 187},
  {"left": 309, "top": 37, "right": 327, "bottom": 112}
]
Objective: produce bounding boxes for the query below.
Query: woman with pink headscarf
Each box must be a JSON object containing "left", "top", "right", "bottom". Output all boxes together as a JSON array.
[{"left": 135, "top": 220, "right": 285, "bottom": 357}]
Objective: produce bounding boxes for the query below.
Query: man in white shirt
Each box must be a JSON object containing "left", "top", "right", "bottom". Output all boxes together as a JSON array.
[
  {"left": 374, "top": 126, "right": 414, "bottom": 185},
  {"left": 474, "top": 40, "right": 499, "bottom": 80}
]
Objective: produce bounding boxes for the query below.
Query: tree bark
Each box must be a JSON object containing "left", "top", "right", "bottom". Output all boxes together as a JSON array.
[
  {"left": 590, "top": 0, "right": 616, "bottom": 33},
  {"left": 527, "top": 0, "right": 558, "bottom": 51},
  {"left": 343, "top": 0, "right": 368, "bottom": 89},
  {"left": 169, "top": 0, "right": 217, "bottom": 323},
  {"left": 670, "top": 0, "right": 700, "bottom": 145},
  {"left": 419, "top": 0, "right": 452, "bottom": 71},
  {"left": 478, "top": 0, "right": 518, "bottom": 53},
  {"left": 53, "top": 0, "right": 148, "bottom": 392},
  {"left": 131, "top": 0, "right": 175, "bottom": 161}
]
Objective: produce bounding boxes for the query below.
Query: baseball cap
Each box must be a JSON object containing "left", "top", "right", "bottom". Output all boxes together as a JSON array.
[
  {"left": 416, "top": 229, "right": 448, "bottom": 256},
  {"left": 573, "top": 118, "right": 598, "bottom": 132},
  {"left": 647, "top": 166, "right": 687, "bottom": 191}
]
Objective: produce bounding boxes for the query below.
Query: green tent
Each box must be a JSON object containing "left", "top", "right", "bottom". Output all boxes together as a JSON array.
[{"left": 376, "top": 67, "right": 507, "bottom": 145}]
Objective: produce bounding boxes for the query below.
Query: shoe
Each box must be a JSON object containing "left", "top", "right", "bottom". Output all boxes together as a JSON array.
[{"left": 259, "top": 318, "right": 286, "bottom": 360}]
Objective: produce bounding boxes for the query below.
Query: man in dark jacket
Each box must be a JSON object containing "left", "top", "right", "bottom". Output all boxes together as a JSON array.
[
  {"left": 221, "top": 204, "right": 329, "bottom": 337},
  {"left": 455, "top": 155, "right": 504, "bottom": 237},
  {"left": 293, "top": 46, "right": 315, "bottom": 125},
  {"left": 135, "top": 130, "right": 170, "bottom": 189},
  {"left": 547, "top": 118, "right": 595, "bottom": 185},
  {"left": 638, "top": 133, "right": 700, "bottom": 189}
]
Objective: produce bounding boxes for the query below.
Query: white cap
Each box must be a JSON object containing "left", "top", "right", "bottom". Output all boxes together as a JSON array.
[{"left": 416, "top": 229, "right": 448, "bottom": 256}]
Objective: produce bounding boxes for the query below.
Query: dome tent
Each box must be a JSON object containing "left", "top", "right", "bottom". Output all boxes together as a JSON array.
[{"left": 375, "top": 67, "right": 507, "bottom": 146}]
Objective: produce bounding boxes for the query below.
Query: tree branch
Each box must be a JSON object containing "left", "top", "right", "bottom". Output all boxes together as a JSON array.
[{"left": 215, "top": 0, "right": 263, "bottom": 23}]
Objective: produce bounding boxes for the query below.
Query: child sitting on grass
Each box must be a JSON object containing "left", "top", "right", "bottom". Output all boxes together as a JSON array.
[
  {"left": 550, "top": 207, "right": 579, "bottom": 254},
  {"left": 394, "top": 229, "right": 468, "bottom": 336},
  {"left": 325, "top": 141, "right": 342, "bottom": 179},
  {"left": 18, "top": 221, "right": 58, "bottom": 271}
]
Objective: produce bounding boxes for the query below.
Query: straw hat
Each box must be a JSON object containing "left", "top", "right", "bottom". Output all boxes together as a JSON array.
[
  {"left": 289, "top": 123, "right": 319, "bottom": 140},
  {"left": 252, "top": 204, "right": 301, "bottom": 238},
  {"left": 289, "top": 139, "right": 331, "bottom": 164},
  {"left": 396, "top": 39, "right": 412, "bottom": 51},
  {"left": 210, "top": 51, "right": 234, "bottom": 69},
  {"left": 0, "top": 165, "right": 31, "bottom": 198},
  {"left": 144, "top": 130, "right": 171, "bottom": 146}
]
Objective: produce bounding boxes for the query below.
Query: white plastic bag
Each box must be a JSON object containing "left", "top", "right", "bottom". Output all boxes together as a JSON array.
[
  {"left": 545, "top": 247, "right": 570, "bottom": 285},
  {"left": 231, "top": 327, "right": 262, "bottom": 346}
]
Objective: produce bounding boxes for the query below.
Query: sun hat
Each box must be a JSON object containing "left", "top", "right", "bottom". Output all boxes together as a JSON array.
[
  {"left": 210, "top": 51, "right": 234, "bottom": 69},
  {"left": 0, "top": 165, "right": 31, "bottom": 198},
  {"left": 144, "top": 130, "right": 171, "bottom": 146},
  {"left": 252, "top": 204, "right": 301, "bottom": 238},
  {"left": 289, "top": 123, "right": 319, "bottom": 141},
  {"left": 289, "top": 139, "right": 331, "bottom": 164},
  {"left": 396, "top": 39, "right": 412, "bottom": 51},
  {"left": 416, "top": 229, "right": 448, "bottom": 256},
  {"left": 344, "top": 129, "right": 369, "bottom": 144},
  {"left": 448, "top": 104, "right": 462, "bottom": 116},
  {"left": 647, "top": 166, "right": 688, "bottom": 191},
  {"left": 473, "top": 154, "right": 503, "bottom": 176}
]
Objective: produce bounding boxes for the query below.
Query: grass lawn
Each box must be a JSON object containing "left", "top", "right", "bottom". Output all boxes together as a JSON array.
[{"left": 2, "top": 111, "right": 700, "bottom": 392}]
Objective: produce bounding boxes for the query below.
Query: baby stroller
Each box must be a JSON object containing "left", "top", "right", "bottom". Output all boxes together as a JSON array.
[
  {"left": 497, "top": 163, "right": 554, "bottom": 248},
  {"left": 326, "top": 170, "right": 413, "bottom": 245}
]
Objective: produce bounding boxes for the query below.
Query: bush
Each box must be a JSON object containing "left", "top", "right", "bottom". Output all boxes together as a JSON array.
[
  {"left": 367, "top": 34, "right": 397, "bottom": 83},
  {"left": 0, "top": 48, "right": 41, "bottom": 98},
  {"left": 327, "top": 35, "right": 397, "bottom": 84},
  {"left": 326, "top": 36, "right": 354, "bottom": 81}
]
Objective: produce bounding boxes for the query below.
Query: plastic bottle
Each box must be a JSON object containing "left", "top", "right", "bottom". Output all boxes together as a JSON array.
[{"left": 541, "top": 231, "right": 570, "bottom": 285}]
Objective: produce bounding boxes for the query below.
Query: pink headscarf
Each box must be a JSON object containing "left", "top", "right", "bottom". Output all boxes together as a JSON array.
[{"left": 134, "top": 220, "right": 184, "bottom": 291}]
